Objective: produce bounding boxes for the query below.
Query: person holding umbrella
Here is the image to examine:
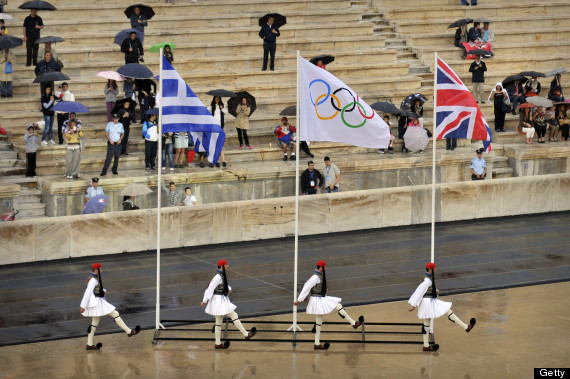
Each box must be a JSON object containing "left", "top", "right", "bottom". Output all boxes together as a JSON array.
[
  {"left": 258, "top": 16, "right": 280, "bottom": 71},
  {"left": 519, "top": 105, "right": 535, "bottom": 144},
  {"left": 35, "top": 51, "right": 60, "bottom": 95},
  {"left": 548, "top": 74, "right": 564, "bottom": 103},
  {"left": 64, "top": 119, "right": 83, "bottom": 179},
  {"left": 104, "top": 79, "right": 119, "bottom": 122},
  {"left": 120, "top": 31, "right": 143, "bottom": 64},
  {"left": 22, "top": 8, "right": 43, "bottom": 66},
  {"left": 129, "top": 6, "right": 147, "bottom": 62},
  {"left": 117, "top": 99, "right": 132, "bottom": 156},
  {"left": 235, "top": 96, "right": 251, "bottom": 149},
  {"left": 0, "top": 47, "right": 14, "bottom": 97}
]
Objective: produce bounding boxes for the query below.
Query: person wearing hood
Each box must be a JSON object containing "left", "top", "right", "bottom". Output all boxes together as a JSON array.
[
  {"left": 454, "top": 24, "right": 469, "bottom": 59},
  {"left": 489, "top": 82, "right": 510, "bottom": 132},
  {"left": 548, "top": 74, "right": 564, "bottom": 102}
]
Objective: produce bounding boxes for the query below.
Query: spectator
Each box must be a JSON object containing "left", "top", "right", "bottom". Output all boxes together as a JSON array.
[
  {"left": 38, "top": 42, "right": 57, "bottom": 63},
  {"left": 162, "top": 132, "right": 175, "bottom": 170},
  {"left": 22, "top": 9, "right": 44, "bottom": 66},
  {"left": 209, "top": 96, "right": 227, "bottom": 167},
  {"left": 123, "top": 77, "right": 137, "bottom": 123},
  {"left": 300, "top": 161, "right": 324, "bottom": 195},
  {"left": 122, "top": 196, "right": 140, "bottom": 211},
  {"left": 469, "top": 149, "right": 486, "bottom": 181},
  {"left": 235, "top": 97, "right": 251, "bottom": 149},
  {"left": 55, "top": 82, "right": 75, "bottom": 144},
  {"left": 100, "top": 114, "right": 124, "bottom": 176},
  {"left": 104, "top": 79, "right": 119, "bottom": 122},
  {"left": 323, "top": 156, "right": 340, "bottom": 193},
  {"left": 117, "top": 99, "right": 132, "bottom": 156},
  {"left": 164, "top": 44, "right": 174, "bottom": 64},
  {"left": 397, "top": 114, "right": 409, "bottom": 152},
  {"left": 24, "top": 124, "right": 40, "bottom": 177},
  {"left": 182, "top": 187, "right": 198, "bottom": 206},
  {"left": 85, "top": 177, "right": 104, "bottom": 203},
  {"left": 469, "top": 55, "right": 487, "bottom": 103},
  {"left": 35, "top": 51, "right": 60, "bottom": 95},
  {"left": 545, "top": 106, "right": 559, "bottom": 142},
  {"left": 120, "top": 31, "right": 143, "bottom": 64},
  {"left": 64, "top": 120, "right": 83, "bottom": 179},
  {"left": 162, "top": 180, "right": 183, "bottom": 206},
  {"left": 142, "top": 113, "right": 158, "bottom": 171},
  {"left": 62, "top": 112, "right": 82, "bottom": 134},
  {"left": 174, "top": 132, "right": 189, "bottom": 168},
  {"left": 548, "top": 74, "right": 564, "bottom": 102},
  {"left": 524, "top": 76, "right": 541, "bottom": 97},
  {"left": 488, "top": 82, "right": 509, "bottom": 132},
  {"left": 258, "top": 16, "right": 280, "bottom": 71},
  {"left": 532, "top": 106, "right": 547, "bottom": 144},
  {"left": 274, "top": 116, "right": 296, "bottom": 161},
  {"left": 378, "top": 115, "right": 395, "bottom": 154},
  {"left": 520, "top": 106, "right": 535, "bottom": 144},
  {"left": 300, "top": 141, "right": 314, "bottom": 158},
  {"left": 40, "top": 86, "right": 55, "bottom": 145},
  {"left": 506, "top": 79, "right": 524, "bottom": 115},
  {"left": 468, "top": 22, "right": 482, "bottom": 43},
  {"left": 130, "top": 6, "right": 147, "bottom": 62},
  {"left": 411, "top": 99, "right": 424, "bottom": 117},
  {"left": 135, "top": 78, "right": 156, "bottom": 124},
  {"left": 446, "top": 137, "right": 457, "bottom": 151},
  {"left": 316, "top": 59, "right": 326, "bottom": 70},
  {"left": 481, "top": 22, "right": 494, "bottom": 43},
  {"left": 404, "top": 117, "right": 429, "bottom": 153},
  {"left": 454, "top": 25, "right": 468, "bottom": 59},
  {"left": 0, "top": 19, "right": 7, "bottom": 35},
  {"left": 1, "top": 48, "right": 14, "bottom": 97},
  {"left": 460, "top": 0, "right": 477, "bottom": 6},
  {"left": 557, "top": 104, "right": 569, "bottom": 141}
]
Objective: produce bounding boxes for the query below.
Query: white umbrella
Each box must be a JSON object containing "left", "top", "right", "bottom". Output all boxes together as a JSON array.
[
  {"left": 404, "top": 126, "right": 429, "bottom": 153},
  {"left": 96, "top": 71, "right": 126, "bottom": 81},
  {"left": 545, "top": 68, "right": 567, "bottom": 77},
  {"left": 526, "top": 96, "right": 553, "bottom": 108},
  {"left": 0, "top": 13, "right": 15, "bottom": 21},
  {"left": 118, "top": 183, "right": 153, "bottom": 196}
]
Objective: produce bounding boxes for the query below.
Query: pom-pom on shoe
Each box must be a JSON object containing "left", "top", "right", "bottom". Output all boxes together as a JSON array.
[
  {"left": 245, "top": 327, "right": 257, "bottom": 339},
  {"left": 86, "top": 342, "right": 103, "bottom": 350},
  {"left": 353, "top": 316, "right": 364, "bottom": 329},
  {"left": 466, "top": 318, "right": 476, "bottom": 332},
  {"left": 423, "top": 344, "right": 439, "bottom": 352},
  {"left": 128, "top": 325, "right": 141, "bottom": 337},
  {"left": 215, "top": 341, "right": 230, "bottom": 349},
  {"left": 314, "top": 342, "right": 330, "bottom": 350}
]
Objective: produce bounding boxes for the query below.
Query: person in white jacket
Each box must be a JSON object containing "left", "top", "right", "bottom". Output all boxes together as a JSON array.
[
  {"left": 80, "top": 263, "right": 140, "bottom": 350},
  {"left": 408, "top": 262, "right": 476, "bottom": 352},
  {"left": 294, "top": 260, "right": 364, "bottom": 350},
  {"left": 201, "top": 260, "right": 257, "bottom": 349}
]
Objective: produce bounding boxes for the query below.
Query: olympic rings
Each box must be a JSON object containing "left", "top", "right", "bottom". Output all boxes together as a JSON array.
[{"left": 308, "top": 80, "right": 375, "bottom": 129}]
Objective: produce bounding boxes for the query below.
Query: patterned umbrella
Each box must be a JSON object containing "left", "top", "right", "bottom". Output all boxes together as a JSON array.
[
  {"left": 400, "top": 93, "right": 427, "bottom": 111},
  {"left": 83, "top": 195, "right": 108, "bottom": 214}
]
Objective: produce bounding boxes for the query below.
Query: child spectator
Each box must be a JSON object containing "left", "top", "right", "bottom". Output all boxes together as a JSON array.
[
  {"left": 162, "top": 180, "right": 183, "bottom": 206},
  {"left": 379, "top": 115, "right": 395, "bottom": 154},
  {"left": 164, "top": 45, "right": 174, "bottom": 64},
  {"left": 24, "top": 124, "right": 41, "bottom": 177},
  {"left": 182, "top": 187, "right": 198, "bottom": 206}
]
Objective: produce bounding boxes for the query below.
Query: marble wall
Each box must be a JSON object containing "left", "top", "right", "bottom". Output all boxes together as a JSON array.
[{"left": 1, "top": 173, "right": 569, "bottom": 265}]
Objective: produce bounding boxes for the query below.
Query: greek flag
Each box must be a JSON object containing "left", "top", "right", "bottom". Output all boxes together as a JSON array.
[{"left": 160, "top": 56, "right": 225, "bottom": 163}]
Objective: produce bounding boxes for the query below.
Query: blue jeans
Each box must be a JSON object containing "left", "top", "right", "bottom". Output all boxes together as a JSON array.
[
  {"left": 42, "top": 115, "right": 54, "bottom": 141},
  {"left": 1, "top": 81, "right": 12, "bottom": 96},
  {"left": 162, "top": 143, "right": 173, "bottom": 168}
]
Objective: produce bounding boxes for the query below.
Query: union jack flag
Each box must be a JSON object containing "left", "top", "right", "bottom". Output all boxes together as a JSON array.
[{"left": 435, "top": 58, "right": 492, "bottom": 152}]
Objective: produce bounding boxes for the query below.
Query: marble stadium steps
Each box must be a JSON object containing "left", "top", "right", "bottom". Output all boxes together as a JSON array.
[
  {"left": 375, "top": 0, "right": 559, "bottom": 6},
  {"left": 492, "top": 155, "right": 513, "bottom": 179}
]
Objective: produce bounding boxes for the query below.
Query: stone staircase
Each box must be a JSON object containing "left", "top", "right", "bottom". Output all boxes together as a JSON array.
[{"left": 491, "top": 155, "right": 513, "bottom": 179}]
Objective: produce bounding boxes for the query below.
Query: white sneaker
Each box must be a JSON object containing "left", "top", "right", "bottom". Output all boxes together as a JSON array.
[
  {"left": 162, "top": 167, "right": 165, "bottom": 171},
  {"left": 169, "top": 167, "right": 174, "bottom": 171},
  {"left": 41, "top": 140, "right": 48, "bottom": 146},
  {"left": 49, "top": 140, "right": 56, "bottom": 145}
]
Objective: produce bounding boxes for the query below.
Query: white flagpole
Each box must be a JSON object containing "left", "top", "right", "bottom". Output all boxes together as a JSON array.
[
  {"left": 431, "top": 52, "right": 438, "bottom": 264},
  {"left": 292, "top": 49, "right": 301, "bottom": 343},
  {"left": 156, "top": 48, "right": 164, "bottom": 330}
]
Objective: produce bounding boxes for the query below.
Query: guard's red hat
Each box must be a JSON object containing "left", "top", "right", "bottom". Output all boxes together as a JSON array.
[
  {"left": 317, "top": 260, "right": 327, "bottom": 267},
  {"left": 92, "top": 263, "right": 102, "bottom": 270},
  {"left": 426, "top": 262, "right": 436, "bottom": 269},
  {"left": 217, "top": 259, "right": 228, "bottom": 267}
]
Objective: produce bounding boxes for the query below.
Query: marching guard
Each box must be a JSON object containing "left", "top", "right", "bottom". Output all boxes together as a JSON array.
[
  {"left": 201, "top": 260, "right": 257, "bottom": 349},
  {"left": 294, "top": 260, "right": 364, "bottom": 350},
  {"left": 80, "top": 263, "right": 140, "bottom": 350},
  {"left": 408, "top": 262, "right": 476, "bottom": 351}
]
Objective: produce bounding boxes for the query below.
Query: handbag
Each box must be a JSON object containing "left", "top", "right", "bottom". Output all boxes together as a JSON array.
[
  {"left": 502, "top": 101, "right": 511, "bottom": 114},
  {"left": 4, "top": 61, "right": 12, "bottom": 74}
]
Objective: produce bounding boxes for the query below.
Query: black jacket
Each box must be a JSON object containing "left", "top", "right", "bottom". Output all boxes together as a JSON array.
[
  {"left": 135, "top": 79, "right": 157, "bottom": 97},
  {"left": 259, "top": 23, "right": 280, "bottom": 44},
  {"left": 34, "top": 59, "right": 60, "bottom": 77},
  {"left": 469, "top": 60, "right": 487, "bottom": 83},
  {"left": 301, "top": 169, "right": 324, "bottom": 195},
  {"left": 117, "top": 107, "right": 131, "bottom": 129},
  {"left": 506, "top": 82, "right": 524, "bottom": 98},
  {"left": 121, "top": 37, "right": 143, "bottom": 63}
]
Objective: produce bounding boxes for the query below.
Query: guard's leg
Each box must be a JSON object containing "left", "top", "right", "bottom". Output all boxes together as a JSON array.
[
  {"left": 109, "top": 310, "right": 140, "bottom": 336},
  {"left": 87, "top": 316, "right": 100, "bottom": 346},
  {"left": 335, "top": 303, "right": 363, "bottom": 328},
  {"left": 446, "top": 309, "right": 476, "bottom": 331},
  {"left": 214, "top": 315, "right": 223, "bottom": 345},
  {"left": 227, "top": 311, "right": 256, "bottom": 339},
  {"left": 422, "top": 319, "right": 439, "bottom": 351}
]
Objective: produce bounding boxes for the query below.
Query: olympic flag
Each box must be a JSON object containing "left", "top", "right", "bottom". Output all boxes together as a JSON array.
[{"left": 298, "top": 57, "right": 390, "bottom": 149}]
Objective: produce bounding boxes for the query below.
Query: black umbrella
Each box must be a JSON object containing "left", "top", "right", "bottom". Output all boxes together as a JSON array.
[
  {"left": 18, "top": 0, "right": 57, "bottom": 10},
  {"left": 447, "top": 18, "right": 473, "bottom": 29},
  {"left": 35, "top": 36, "right": 65, "bottom": 44},
  {"left": 228, "top": 91, "right": 257, "bottom": 117},
  {"left": 206, "top": 89, "right": 237, "bottom": 98},
  {"left": 279, "top": 105, "right": 296, "bottom": 116},
  {"left": 503, "top": 74, "right": 526, "bottom": 86},
  {"left": 124, "top": 4, "right": 155, "bottom": 20},
  {"left": 33, "top": 71, "right": 69, "bottom": 83},
  {"left": 117, "top": 63, "right": 153, "bottom": 79},
  {"left": 469, "top": 49, "right": 494, "bottom": 57},
  {"left": 400, "top": 93, "right": 427, "bottom": 111},
  {"left": 258, "top": 13, "right": 286, "bottom": 29},
  {"left": 310, "top": 54, "right": 335, "bottom": 66},
  {"left": 0, "top": 35, "right": 23, "bottom": 50},
  {"left": 370, "top": 101, "right": 400, "bottom": 115},
  {"left": 519, "top": 71, "right": 546, "bottom": 78},
  {"left": 114, "top": 29, "right": 144, "bottom": 46},
  {"left": 111, "top": 98, "right": 136, "bottom": 115},
  {"left": 396, "top": 110, "right": 418, "bottom": 118}
]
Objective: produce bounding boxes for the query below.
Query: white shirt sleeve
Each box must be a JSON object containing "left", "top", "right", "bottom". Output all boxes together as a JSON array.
[
  {"left": 408, "top": 277, "right": 431, "bottom": 307},
  {"left": 297, "top": 275, "right": 320, "bottom": 302},
  {"left": 203, "top": 275, "right": 222, "bottom": 304},
  {"left": 80, "top": 278, "right": 97, "bottom": 308}
]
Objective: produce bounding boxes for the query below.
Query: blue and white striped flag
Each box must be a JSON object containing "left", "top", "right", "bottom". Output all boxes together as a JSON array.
[{"left": 160, "top": 56, "right": 225, "bottom": 163}]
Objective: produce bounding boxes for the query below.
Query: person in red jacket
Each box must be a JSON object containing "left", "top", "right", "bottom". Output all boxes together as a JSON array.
[{"left": 274, "top": 117, "right": 297, "bottom": 161}]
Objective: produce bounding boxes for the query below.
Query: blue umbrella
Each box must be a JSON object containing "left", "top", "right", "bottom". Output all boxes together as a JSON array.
[
  {"left": 117, "top": 63, "right": 153, "bottom": 79},
  {"left": 145, "top": 108, "right": 159, "bottom": 115},
  {"left": 83, "top": 194, "right": 108, "bottom": 214},
  {"left": 51, "top": 101, "right": 90, "bottom": 113},
  {"left": 114, "top": 29, "right": 144, "bottom": 46}
]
